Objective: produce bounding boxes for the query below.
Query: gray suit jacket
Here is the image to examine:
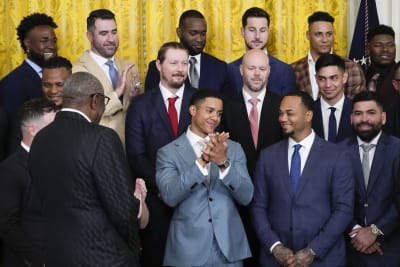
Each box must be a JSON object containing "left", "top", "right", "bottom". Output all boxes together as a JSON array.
[{"left": 156, "top": 134, "right": 253, "bottom": 266}]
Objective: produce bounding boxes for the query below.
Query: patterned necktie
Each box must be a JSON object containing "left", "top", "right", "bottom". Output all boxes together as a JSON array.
[
  {"left": 248, "top": 98, "right": 259, "bottom": 148},
  {"left": 290, "top": 144, "right": 302, "bottom": 194},
  {"left": 367, "top": 73, "right": 380, "bottom": 92},
  {"left": 105, "top": 60, "right": 118, "bottom": 89},
  {"left": 189, "top": 57, "right": 199, "bottom": 88},
  {"left": 168, "top": 96, "right": 179, "bottom": 138},
  {"left": 328, "top": 107, "right": 337, "bottom": 142},
  {"left": 361, "top": 143, "right": 375, "bottom": 187}
]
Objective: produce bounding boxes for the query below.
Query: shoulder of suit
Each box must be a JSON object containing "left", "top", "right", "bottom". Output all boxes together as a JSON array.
[
  {"left": 228, "top": 57, "right": 243, "bottom": 66},
  {"left": 201, "top": 52, "right": 226, "bottom": 65},
  {"left": 290, "top": 56, "right": 308, "bottom": 69}
]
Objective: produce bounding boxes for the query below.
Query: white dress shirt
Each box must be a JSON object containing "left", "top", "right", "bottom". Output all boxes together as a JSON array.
[
  {"left": 320, "top": 95, "right": 345, "bottom": 141},
  {"left": 242, "top": 89, "right": 266, "bottom": 127}
]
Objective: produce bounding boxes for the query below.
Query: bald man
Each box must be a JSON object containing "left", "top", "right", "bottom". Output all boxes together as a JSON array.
[{"left": 222, "top": 49, "right": 283, "bottom": 266}]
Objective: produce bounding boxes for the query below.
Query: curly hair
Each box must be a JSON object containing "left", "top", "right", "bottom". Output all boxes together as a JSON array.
[{"left": 16, "top": 13, "right": 58, "bottom": 52}]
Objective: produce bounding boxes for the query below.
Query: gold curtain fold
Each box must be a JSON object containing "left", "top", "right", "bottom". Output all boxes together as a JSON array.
[{"left": 0, "top": 0, "right": 347, "bottom": 82}]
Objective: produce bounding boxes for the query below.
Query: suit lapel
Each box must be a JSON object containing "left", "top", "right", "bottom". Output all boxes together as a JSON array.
[
  {"left": 236, "top": 97, "right": 255, "bottom": 150},
  {"left": 294, "top": 137, "right": 323, "bottom": 198},
  {"left": 367, "top": 134, "right": 387, "bottom": 194},
  {"left": 337, "top": 97, "right": 352, "bottom": 141},
  {"left": 178, "top": 86, "right": 192, "bottom": 135},
  {"left": 278, "top": 140, "right": 292, "bottom": 198},
  {"left": 312, "top": 99, "right": 325, "bottom": 139},
  {"left": 258, "top": 93, "right": 273, "bottom": 150},
  {"left": 152, "top": 89, "right": 175, "bottom": 139},
  {"left": 348, "top": 138, "right": 367, "bottom": 194}
]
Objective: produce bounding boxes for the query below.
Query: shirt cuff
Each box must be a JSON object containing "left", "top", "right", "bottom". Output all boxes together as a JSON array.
[
  {"left": 270, "top": 241, "right": 282, "bottom": 253},
  {"left": 218, "top": 165, "right": 231, "bottom": 180}
]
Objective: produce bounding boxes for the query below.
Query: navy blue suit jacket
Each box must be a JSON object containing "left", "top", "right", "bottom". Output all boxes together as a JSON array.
[
  {"left": 312, "top": 97, "right": 354, "bottom": 143},
  {"left": 340, "top": 133, "right": 400, "bottom": 266},
  {"left": 0, "top": 61, "right": 42, "bottom": 120},
  {"left": 144, "top": 53, "right": 232, "bottom": 98},
  {"left": 251, "top": 135, "right": 354, "bottom": 267},
  {"left": 0, "top": 146, "right": 44, "bottom": 267},
  {"left": 125, "top": 85, "right": 196, "bottom": 266},
  {"left": 227, "top": 54, "right": 296, "bottom": 96}
]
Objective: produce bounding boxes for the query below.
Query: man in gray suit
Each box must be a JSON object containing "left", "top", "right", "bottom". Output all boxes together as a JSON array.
[{"left": 156, "top": 89, "right": 253, "bottom": 266}]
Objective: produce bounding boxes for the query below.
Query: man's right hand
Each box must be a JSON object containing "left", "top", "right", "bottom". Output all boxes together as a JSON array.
[{"left": 272, "top": 244, "right": 297, "bottom": 266}]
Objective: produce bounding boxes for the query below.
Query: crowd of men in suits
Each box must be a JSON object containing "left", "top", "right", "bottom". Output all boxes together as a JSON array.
[{"left": 0, "top": 6, "right": 400, "bottom": 267}]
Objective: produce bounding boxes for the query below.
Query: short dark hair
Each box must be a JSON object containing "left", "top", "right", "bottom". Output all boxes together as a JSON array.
[
  {"left": 285, "top": 91, "right": 315, "bottom": 112},
  {"left": 17, "top": 13, "right": 58, "bottom": 52},
  {"left": 42, "top": 56, "right": 72, "bottom": 74},
  {"left": 367, "top": 24, "right": 395, "bottom": 42},
  {"left": 18, "top": 98, "right": 57, "bottom": 128},
  {"left": 62, "top": 72, "right": 104, "bottom": 106},
  {"left": 179, "top": 10, "right": 204, "bottom": 27},
  {"left": 308, "top": 11, "right": 334, "bottom": 25},
  {"left": 315, "top": 54, "right": 345, "bottom": 73},
  {"left": 190, "top": 89, "right": 223, "bottom": 106},
  {"left": 157, "top": 42, "right": 188, "bottom": 63},
  {"left": 242, "top": 7, "right": 270, "bottom": 27},
  {"left": 352, "top": 91, "right": 384, "bottom": 111},
  {"left": 87, "top": 9, "right": 115, "bottom": 31}
]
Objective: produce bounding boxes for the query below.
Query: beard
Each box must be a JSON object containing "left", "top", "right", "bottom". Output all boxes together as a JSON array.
[
  {"left": 29, "top": 50, "right": 47, "bottom": 67},
  {"left": 353, "top": 122, "right": 382, "bottom": 142}
]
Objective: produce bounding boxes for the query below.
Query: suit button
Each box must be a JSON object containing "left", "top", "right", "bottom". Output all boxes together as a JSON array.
[
  {"left": 209, "top": 197, "right": 213, "bottom": 201},
  {"left": 208, "top": 218, "right": 212, "bottom": 223},
  {"left": 364, "top": 203, "right": 368, "bottom": 208}
]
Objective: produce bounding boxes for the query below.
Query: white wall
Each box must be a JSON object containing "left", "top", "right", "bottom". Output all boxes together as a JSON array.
[{"left": 347, "top": 0, "right": 400, "bottom": 61}]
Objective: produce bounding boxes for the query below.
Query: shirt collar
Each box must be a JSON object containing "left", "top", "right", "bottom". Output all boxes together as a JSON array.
[
  {"left": 186, "top": 125, "right": 210, "bottom": 147},
  {"left": 159, "top": 83, "right": 185, "bottom": 101},
  {"left": 288, "top": 130, "right": 315, "bottom": 150},
  {"left": 320, "top": 94, "right": 345, "bottom": 111},
  {"left": 20, "top": 141, "right": 30, "bottom": 152},
  {"left": 242, "top": 88, "right": 266, "bottom": 102},
  {"left": 356, "top": 131, "right": 382, "bottom": 147},
  {"left": 89, "top": 50, "right": 115, "bottom": 66},
  {"left": 61, "top": 108, "right": 92, "bottom": 122},
  {"left": 25, "top": 58, "right": 42, "bottom": 77}
]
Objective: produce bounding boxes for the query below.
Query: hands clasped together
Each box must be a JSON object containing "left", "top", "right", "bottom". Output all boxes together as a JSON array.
[{"left": 199, "top": 132, "right": 229, "bottom": 168}]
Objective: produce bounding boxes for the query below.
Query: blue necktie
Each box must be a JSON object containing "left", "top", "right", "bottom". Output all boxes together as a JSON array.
[
  {"left": 328, "top": 107, "right": 337, "bottom": 142},
  {"left": 105, "top": 60, "right": 118, "bottom": 89},
  {"left": 290, "top": 144, "right": 302, "bottom": 194}
]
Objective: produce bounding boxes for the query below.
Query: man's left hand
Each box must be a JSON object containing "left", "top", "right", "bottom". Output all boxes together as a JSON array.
[{"left": 294, "top": 247, "right": 315, "bottom": 267}]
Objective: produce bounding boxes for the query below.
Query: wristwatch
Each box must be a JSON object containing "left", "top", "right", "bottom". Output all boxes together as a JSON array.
[
  {"left": 370, "top": 224, "right": 384, "bottom": 236},
  {"left": 217, "top": 158, "right": 230, "bottom": 169}
]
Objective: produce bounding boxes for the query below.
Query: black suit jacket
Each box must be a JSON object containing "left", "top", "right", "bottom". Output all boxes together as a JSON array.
[
  {"left": 222, "top": 91, "right": 283, "bottom": 177},
  {"left": 0, "top": 146, "right": 43, "bottom": 267},
  {"left": 312, "top": 97, "right": 354, "bottom": 143},
  {"left": 29, "top": 111, "right": 140, "bottom": 267},
  {"left": 144, "top": 52, "right": 233, "bottom": 99},
  {"left": 0, "top": 106, "right": 7, "bottom": 161}
]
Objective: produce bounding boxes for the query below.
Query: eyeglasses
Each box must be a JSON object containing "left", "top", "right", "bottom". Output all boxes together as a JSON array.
[{"left": 90, "top": 93, "right": 110, "bottom": 106}]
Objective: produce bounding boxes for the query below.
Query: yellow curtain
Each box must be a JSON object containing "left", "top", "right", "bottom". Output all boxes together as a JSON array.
[{"left": 0, "top": 0, "right": 347, "bottom": 82}]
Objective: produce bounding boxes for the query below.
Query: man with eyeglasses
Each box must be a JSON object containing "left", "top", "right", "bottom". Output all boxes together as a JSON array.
[{"left": 29, "top": 72, "right": 144, "bottom": 266}]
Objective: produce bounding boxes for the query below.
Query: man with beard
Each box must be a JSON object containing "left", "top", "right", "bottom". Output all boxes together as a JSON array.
[
  {"left": 0, "top": 13, "right": 57, "bottom": 155},
  {"left": 340, "top": 91, "right": 400, "bottom": 267},
  {"left": 73, "top": 9, "right": 140, "bottom": 144},
  {"left": 291, "top": 11, "right": 365, "bottom": 100},
  {"left": 222, "top": 49, "right": 282, "bottom": 267},
  {"left": 42, "top": 56, "right": 72, "bottom": 108},
  {"left": 125, "top": 42, "right": 196, "bottom": 267},
  {"left": 312, "top": 54, "right": 353, "bottom": 143},
  {"left": 144, "top": 10, "right": 231, "bottom": 99},
  {"left": 364, "top": 25, "right": 399, "bottom": 111},
  {"left": 251, "top": 91, "right": 354, "bottom": 267},
  {"left": 227, "top": 7, "right": 295, "bottom": 96}
]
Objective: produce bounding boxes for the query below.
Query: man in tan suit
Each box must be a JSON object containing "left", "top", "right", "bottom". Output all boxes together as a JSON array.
[{"left": 73, "top": 9, "right": 139, "bottom": 144}]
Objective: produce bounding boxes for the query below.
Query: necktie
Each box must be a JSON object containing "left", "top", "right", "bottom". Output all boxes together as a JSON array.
[
  {"left": 168, "top": 96, "right": 179, "bottom": 138},
  {"left": 361, "top": 143, "right": 375, "bottom": 187},
  {"left": 189, "top": 57, "right": 199, "bottom": 88},
  {"left": 367, "top": 73, "right": 380, "bottom": 92},
  {"left": 290, "top": 144, "right": 302, "bottom": 194},
  {"left": 105, "top": 60, "right": 118, "bottom": 89},
  {"left": 248, "top": 98, "right": 259, "bottom": 148},
  {"left": 328, "top": 107, "right": 337, "bottom": 142}
]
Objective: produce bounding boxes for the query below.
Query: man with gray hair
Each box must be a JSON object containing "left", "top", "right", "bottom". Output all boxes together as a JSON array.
[{"left": 29, "top": 72, "right": 143, "bottom": 266}]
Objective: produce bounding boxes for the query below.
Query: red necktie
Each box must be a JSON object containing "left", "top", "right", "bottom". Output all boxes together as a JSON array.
[
  {"left": 168, "top": 96, "right": 179, "bottom": 138},
  {"left": 249, "top": 98, "right": 259, "bottom": 148}
]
